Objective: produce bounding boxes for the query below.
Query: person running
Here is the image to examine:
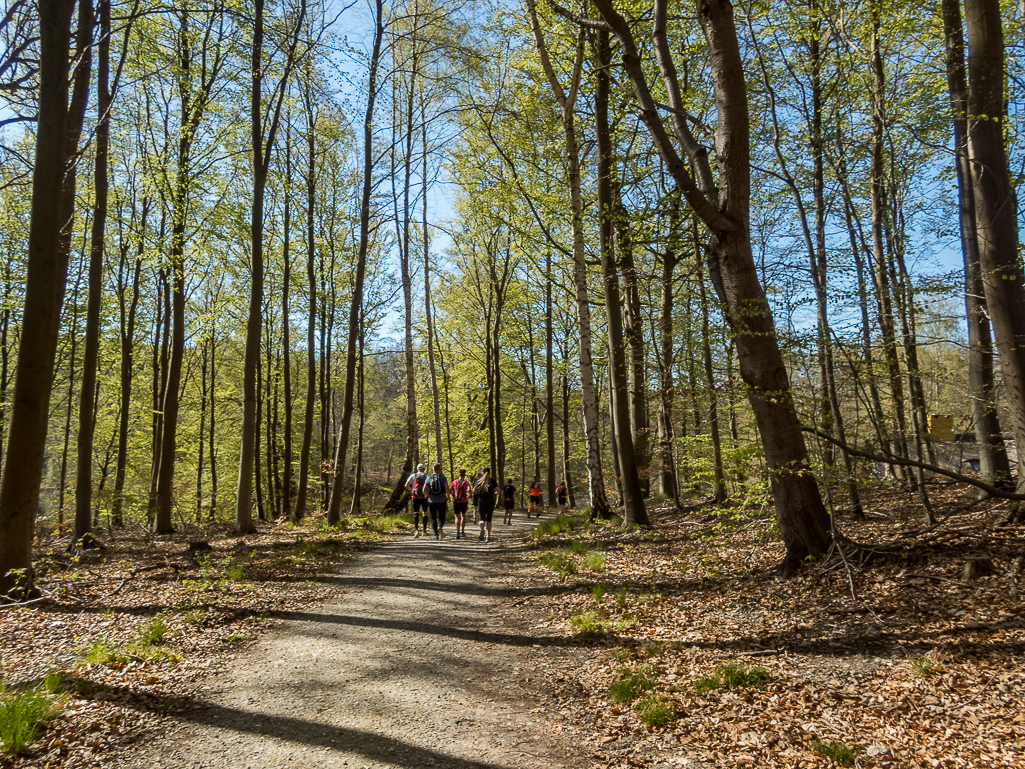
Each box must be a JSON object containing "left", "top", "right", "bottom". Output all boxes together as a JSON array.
[
  {"left": 405, "top": 463, "right": 430, "bottom": 537},
  {"left": 475, "top": 467, "right": 499, "bottom": 543},
  {"left": 527, "top": 475, "right": 543, "bottom": 518},
  {"left": 556, "top": 480, "right": 569, "bottom": 511},
  {"left": 502, "top": 478, "right": 517, "bottom": 525},
  {"left": 425, "top": 462, "right": 450, "bottom": 540},
  {"left": 451, "top": 468, "right": 472, "bottom": 539}
]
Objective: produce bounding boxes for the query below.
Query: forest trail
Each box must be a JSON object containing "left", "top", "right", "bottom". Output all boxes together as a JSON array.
[{"left": 110, "top": 516, "right": 590, "bottom": 769}]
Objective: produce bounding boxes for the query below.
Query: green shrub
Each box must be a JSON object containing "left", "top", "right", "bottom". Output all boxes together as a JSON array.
[
  {"left": 591, "top": 583, "right": 607, "bottom": 602},
  {"left": 634, "top": 694, "right": 676, "bottom": 727},
  {"left": 569, "top": 610, "right": 609, "bottom": 638},
  {"left": 226, "top": 563, "right": 247, "bottom": 581},
  {"left": 693, "top": 662, "right": 771, "bottom": 693},
  {"left": 137, "top": 616, "right": 168, "bottom": 647},
  {"left": 910, "top": 650, "right": 947, "bottom": 677},
  {"left": 813, "top": 741, "right": 857, "bottom": 765},
  {"left": 582, "top": 551, "right": 606, "bottom": 570},
  {"left": 539, "top": 552, "right": 577, "bottom": 579},
  {"left": 567, "top": 540, "right": 587, "bottom": 555},
  {"left": 607, "top": 647, "right": 630, "bottom": 662},
  {"left": 608, "top": 668, "right": 656, "bottom": 703},
  {"left": 0, "top": 683, "right": 63, "bottom": 755},
  {"left": 615, "top": 587, "right": 628, "bottom": 607}
]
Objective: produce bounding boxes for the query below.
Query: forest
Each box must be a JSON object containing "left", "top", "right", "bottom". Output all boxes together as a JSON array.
[{"left": 0, "top": 0, "right": 1023, "bottom": 594}]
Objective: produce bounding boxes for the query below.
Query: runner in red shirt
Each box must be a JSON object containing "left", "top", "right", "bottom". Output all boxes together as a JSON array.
[
  {"left": 451, "top": 468, "right": 472, "bottom": 539},
  {"left": 528, "top": 475, "right": 543, "bottom": 518}
]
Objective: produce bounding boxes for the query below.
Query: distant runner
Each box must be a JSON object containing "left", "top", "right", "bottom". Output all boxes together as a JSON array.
[
  {"left": 405, "top": 463, "right": 430, "bottom": 538},
  {"left": 425, "top": 462, "right": 450, "bottom": 540},
  {"left": 451, "top": 468, "right": 472, "bottom": 539},
  {"left": 502, "top": 478, "right": 517, "bottom": 525},
  {"left": 527, "top": 475, "right": 543, "bottom": 518},
  {"left": 475, "top": 467, "right": 499, "bottom": 543},
  {"left": 556, "top": 481, "right": 568, "bottom": 511}
]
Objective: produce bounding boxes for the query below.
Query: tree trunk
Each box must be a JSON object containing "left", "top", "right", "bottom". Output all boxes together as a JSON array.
[
  {"left": 696, "top": 241, "right": 727, "bottom": 504},
  {"left": 327, "top": 0, "right": 383, "bottom": 524},
  {"left": 112, "top": 199, "right": 145, "bottom": 527},
  {"left": 73, "top": 0, "right": 113, "bottom": 546},
  {"left": 0, "top": 0, "right": 80, "bottom": 596},
  {"left": 965, "top": 0, "right": 1025, "bottom": 520},
  {"left": 545, "top": 249, "right": 557, "bottom": 507},
  {"left": 527, "top": 0, "right": 609, "bottom": 518},
  {"left": 295, "top": 76, "right": 318, "bottom": 520},
  {"left": 594, "top": 0, "right": 831, "bottom": 569},
  {"left": 595, "top": 26, "right": 646, "bottom": 525},
  {"left": 940, "top": 0, "right": 1011, "bottom": 490}
]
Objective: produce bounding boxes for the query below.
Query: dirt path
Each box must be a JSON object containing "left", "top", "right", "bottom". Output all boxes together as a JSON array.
[{"left": 110, "top": 518, "right": 590, "bottom": 769}]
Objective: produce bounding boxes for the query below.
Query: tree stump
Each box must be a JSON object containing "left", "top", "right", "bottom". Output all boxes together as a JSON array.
[
  {"left": 962, "top": 554, "right": 994, "bottom": 582},
  {"left": 188, "top": 541, "right": 213, "bottom": 553}
]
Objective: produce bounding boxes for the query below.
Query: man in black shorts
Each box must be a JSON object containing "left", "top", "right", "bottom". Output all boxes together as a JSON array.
[
  {"left": 502, "top": 478, "right": 517, "bottom": 525},
  {"left": 405, "top": 463, "right": 430, "bottom": 537},
  {"left": 451, "top": 468, "right": 472, "bottom": 539},
  {"left": 425, "top": 462, "right": 450, "bottom": 540}
]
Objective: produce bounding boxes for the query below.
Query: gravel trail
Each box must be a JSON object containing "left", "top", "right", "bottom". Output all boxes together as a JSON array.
[{"left": 112, "top": 519, "right": 589, "bottom": 769}]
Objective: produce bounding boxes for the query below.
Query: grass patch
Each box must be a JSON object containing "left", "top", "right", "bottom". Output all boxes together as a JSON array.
[
  {"left": 591, "top": 583, "right": 607, "bottom": 602},
  {"left": 910, "top": 650, "right": 947, "bottom": 677},
  {"left": 607, "top": 647, "right": 630, "bottom": 662},
  {"left": 569, "top": 610, "right": 609, "bottom": 638},
  {"left": 226, "top": 563, "right": 247, "bottom": 581},
  {"left": 608, "top": 667, "right": 657, "bottom": 703},
  {"left": 693, "top": 662, "right": 770, "bottom": 693},
  {"left": 615, "top": 587, "right": 628, "bottom": 607},
  {"left": 0, "top": 682, "right": 64, "bottom": 756},
  {"left": 530, "top": 514, "right": 585, "bottom": 540},
  {"left": 634, "top": 694, "right": 676, "bottom": 728},
  {"left": 567, "top": 540, "right": 587, "bottom": 555},
  {"left": 813, "top": 740, "right": 857, "bottom": 765},
  {"left": 539, "top": 552, "right": 577, "bottom": 579},
  {"left": 582, "top": 550, "right": 606, "bottom": 570}
]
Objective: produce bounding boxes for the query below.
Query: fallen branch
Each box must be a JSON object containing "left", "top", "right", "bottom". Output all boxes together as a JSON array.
[{"left": 801, "top": 426, "right": 1025, "bottom": 500}]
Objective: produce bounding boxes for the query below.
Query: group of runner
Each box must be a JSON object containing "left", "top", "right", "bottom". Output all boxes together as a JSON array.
[{"left": 405, "top": 464, "right": 570, "bottom": 544}]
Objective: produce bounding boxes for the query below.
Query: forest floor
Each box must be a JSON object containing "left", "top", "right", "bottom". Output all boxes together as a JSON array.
[{"left": 0, "top": 480, "right": 1023, "bottom": 768}]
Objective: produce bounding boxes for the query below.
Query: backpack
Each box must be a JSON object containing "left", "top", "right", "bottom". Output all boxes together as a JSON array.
[
  {"left": 556, "top": 484, "right": 567, "bottom": 500},
  {"left": 453, "top": 479, "right": 469, "bottom": 502},
  {"left": 428, "top": 473, "right": 444, "bottom": 495},
  {"left": 413, "top": 472, "right": 428, "bottom": 497}
]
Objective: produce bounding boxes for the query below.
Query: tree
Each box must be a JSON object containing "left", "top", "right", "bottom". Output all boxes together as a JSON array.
[
  {"left": 964, "top": 0, "right": 1025, "bottom": 521},
  {"left": 0, "top": 0, "right": 80, "bottom": 596},
  {"left": 589, "top": 0, "right": 831, "bottom": 569}
]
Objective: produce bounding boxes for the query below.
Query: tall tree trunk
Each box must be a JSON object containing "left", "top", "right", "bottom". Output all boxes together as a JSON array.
[
  {"left": 236, "top": 0, "right": 306, "bottom": 533},
  {"left": 295, "top": 76, "right": 318, "bottom": 520},
  {"left": 326, "top": 0, "right": 382, "bottom": 524},
  {"left": 965, "top": 0, "right": 1025, "bottom": 520},
  {"left": 59, "top": 271, "right": 81, "bottom": 527},
  {"left": 112, "top": 199, "right": 145, "bottom": 527},
  {"left": 595, "top": 26, "right": 646, "bottom": 524},
  {"left": 940, "top": 0, "right": 1011, "bottom": 490},
  {"left": 656, "top": 237, "right": 678, "bottom": 504},
  {"left": 545, "top": 249, "right": 556, "bottom": 506},
  {"left": 868, "top": 0, "right": 912, "bottom": 479},
  {"left": 594, "top": 0, "right": 831, "bottom": 569},
  {"left": 73, "top": 0, "right": 113, "bottom": 546},
  {"left": 281, "top": 131, "right": 293, "bottom": 517},
  {"left": 528, "top": 0, "right": 609, "bottom": 517},
  {"left": 696, "top": 236, "right": 727, "bottom": 504},
  {"left": 562, "top": 370, "right": 575, "bottom": 509},
  {"left": 0, "top": 0, "right": 82, "bottom": 595}
]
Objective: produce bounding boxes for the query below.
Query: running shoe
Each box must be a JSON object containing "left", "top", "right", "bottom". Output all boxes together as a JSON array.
[
  {"left": 478, "top": 530, "right": 485, "bottom": 541},
  {"left": 414, "top": 530, "right": 421, "bottom": 539},
  {"left": 439, "top": 530, "right": 446, "bottom": 540}
]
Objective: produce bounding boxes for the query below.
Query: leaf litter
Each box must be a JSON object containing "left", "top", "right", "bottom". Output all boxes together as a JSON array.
[{"left": 0, "top": 482, "right": 1022, "bottom": 768}]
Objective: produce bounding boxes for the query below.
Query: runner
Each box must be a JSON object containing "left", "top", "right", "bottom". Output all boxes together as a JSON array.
[
  {"left": 472, "top": 470, "right": 482, "bottom": 525},
  {"left": 527, "top": 475, "right": 543, "bottom": 518},
  {"left": 451, "top": 468, "right": 472, "bottom": 539},
  {"left": 475, "top": 467, "right": 500, "bottom": 543},
  {"left": 405, "top": 463, "right": 430, "bottom": 537},
  {"left": 555, "top": 480, "right": 569, "bottom": 511},
  {"left": 502, "top": 478, "right": 517, "bottom": 525},
  {"left": 425, "top": 462, "right": 450, "bottom": 539}
]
